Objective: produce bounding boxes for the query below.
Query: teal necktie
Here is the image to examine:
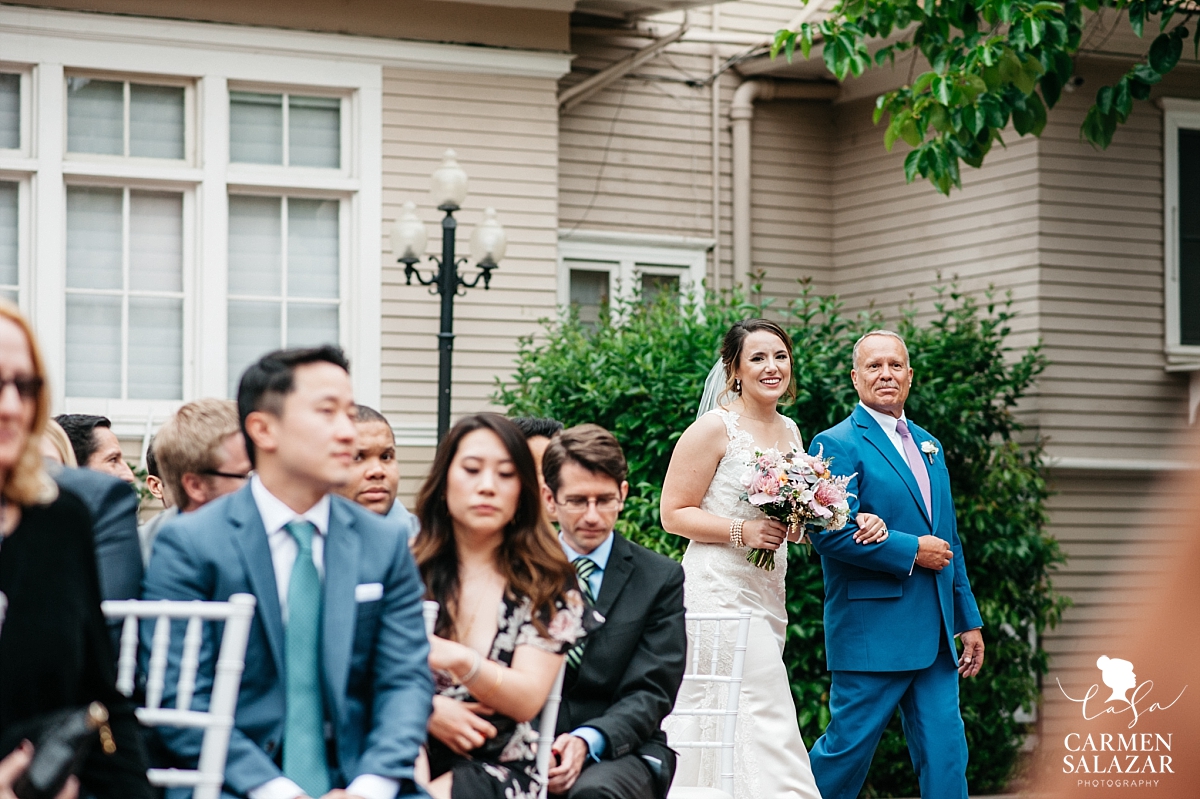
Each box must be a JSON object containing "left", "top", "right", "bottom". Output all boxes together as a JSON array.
[
  {"left": 565, "top": 557, "right": 598, "bottom": 670},
  {"left": 282, "top": 520, "right": 330, "bottom": 797}
]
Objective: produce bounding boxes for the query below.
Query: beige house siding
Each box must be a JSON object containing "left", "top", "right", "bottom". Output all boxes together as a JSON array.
[{"left": 382, "top": 67, "right": 562, "bottom": 470}]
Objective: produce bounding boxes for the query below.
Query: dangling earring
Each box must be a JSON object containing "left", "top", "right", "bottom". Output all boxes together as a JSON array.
[{"left": 735, "top": 378, "right": 742, "bottom": 393}]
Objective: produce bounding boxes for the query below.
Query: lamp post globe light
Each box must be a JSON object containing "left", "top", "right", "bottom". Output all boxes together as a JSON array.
[{"left": 390, "top": 149, "right": 506, "bottom": 443}]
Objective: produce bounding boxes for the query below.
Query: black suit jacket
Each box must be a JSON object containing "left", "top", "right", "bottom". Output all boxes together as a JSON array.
[{"left": 558, "top": 532, "right": 686, "bottom": 796}]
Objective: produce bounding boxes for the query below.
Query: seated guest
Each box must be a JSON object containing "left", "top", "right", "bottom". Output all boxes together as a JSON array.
[
  {"left": 541, "top": 425, "right": 686, "bottom": 799},
  {"left": 511, "top": 417, "right": 563, "bottom": 493},
  {"left": 143, "top": 346, "right": 432, "bottom": 799},
  {"left": 55, "top": 414, "right": 135, "bottom": 484},
  {"left": 40, "top": 418, "right": 77, "bottom": 466},
  {"left": 0, "top": 300, "right": 151, "bottom": 799},
  {"left": 136, "top": 436, "right": 175, "bottom": 567},
  {"left": 143, "top": 399, "right": 249, "bottom": 565},
  {"left": 415, "top": 413, "right": 598, "bottom": 799},
  {"left": 334, "top": 405, "right": 418, "bottom": 538}
]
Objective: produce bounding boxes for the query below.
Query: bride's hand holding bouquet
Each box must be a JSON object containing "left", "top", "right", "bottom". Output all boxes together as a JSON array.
[{"left": 738, "top": 518, "right": 788, "bottom": 552}]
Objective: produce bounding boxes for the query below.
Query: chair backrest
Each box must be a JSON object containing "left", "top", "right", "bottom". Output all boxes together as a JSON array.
[
  {"left": 535, "top": 661, "right": 568, "bottom": 799},
  {"left": 102, "top": 593, "right": 257, "bottom": 799},
  {"left": 662, "top": 609, "right": 753, "bottom": 796}
]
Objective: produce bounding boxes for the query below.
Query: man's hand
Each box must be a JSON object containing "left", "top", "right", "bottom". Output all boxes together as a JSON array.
[
  {"left": 0, "top": 742, "right": 78, "bottom": 799},
  {"left": 958, "top": 628, "right": 985, "bottom": 678},
  {"left": 427, "top": 695, "right": 497, "bottom": 756},
  {"left": 915, "top": 535, "right": 952, "bottom": 571},
  {"left": 546, "top": 733, "right": 589, "bottom": 795}
]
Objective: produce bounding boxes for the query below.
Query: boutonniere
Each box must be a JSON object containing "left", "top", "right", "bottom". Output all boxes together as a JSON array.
[{"left": 920, "top": 440, "right": 939, "bottom": 464}]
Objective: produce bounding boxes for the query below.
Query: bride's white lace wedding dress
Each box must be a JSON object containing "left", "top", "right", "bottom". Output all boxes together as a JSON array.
[{"left": 664, "top": 407, "right": 823, "bottom": 799}]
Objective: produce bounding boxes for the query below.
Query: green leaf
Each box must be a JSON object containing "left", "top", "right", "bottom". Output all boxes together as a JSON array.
[
  {"left": 1081, "top": 105, "right": 1116, "bottom": 148},
  {"left": 934, "top": 75, "right": 954, "bottom": 105},
  {"left": 1022, "top": 17, "right": 1043, "bottom": 47},
  {"left": 1096, "top": 85, "right": 1114, "bottom": 114},
  {"left": 913, "top": 71, "right": 937, "bottom": 94},
  {"left": 1130, "top": 4, "right": 1144, "bottom": 38},
  {"left": 770, "top": 29, "right": 791, "bottom": 60},
  {"left": 885, "top": 114, "right": 904, "bottom": 150},
  {"left": 900, "top": 116, "right": 923, "bottom": 147},
  {"left": 929, "top": 103, "right": 951, "bottom": 133},
  {"left": 1114, "top": 78, "right": 1133, "bottom": 121},
  {"left": 903, "top": 148, "right": 921, "bottom": 183},
  {"left": 1040, "top": 70, "right": 1062, "bottom": 108},
  {"left": 1149, "top": 31, "right": 1182, "bottom": 73}
]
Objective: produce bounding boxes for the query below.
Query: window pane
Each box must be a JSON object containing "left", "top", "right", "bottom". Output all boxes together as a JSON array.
[
  {"left": 0, "top": 74, "right": 18, "bottom": 150},
  {"left": 67, "top": 78, "right": 123, "bottom": 156},
  {"left": 130, "top": 192, "right": 183, "bottom": 293},
  {"left": 66, "top": 187, "right": 123, "bottom": 290},
  {"left": 228, "top": 300, "right": 281, "bottom": 397},
  {"left": 1180, "top": 129, "right": 1200, "bottom": 346},
  {"left": 228, "top": 195, "right": 282, "bottom": 295},
  {"left": 287, "top": 303, "right": 338, "bottom": 348},
  {"left": 568, "top": 267, "right": 610, "bottom": 327},
  {"left": 65, "top": 294, "right": 121, "bottom": 398},
  {"left": 128, "top": 297, "right": 182, "bottom": 399},
  {"left": 130, "top": 84, "right": 185, "bottom": 159},
  {"left": 230, "top": 92, "right": 283, "bottom": 165},
  {"left": 288, "top": 198, "right": 339, "bottom": 298},
  {"left": 0, "top": 182, "right": 16, "bottom": 288},
  {"left": 640, "top": 272, "right": 679, "bottom": 304},
  {"left": 289, "top": 96, "right": 340, "bottom": 168}
]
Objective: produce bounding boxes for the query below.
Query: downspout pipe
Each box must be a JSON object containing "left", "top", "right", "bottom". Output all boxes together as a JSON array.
[{"left": 730, "top": 80, "right": 839, "bottom": 289}]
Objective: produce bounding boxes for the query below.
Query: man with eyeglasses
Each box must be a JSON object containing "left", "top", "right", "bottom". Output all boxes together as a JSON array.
[
  {"left": 539, "top": 424, "right": 686, "bottom": 799},
  {"left": 145, "top": 399, "right": 251, "bottom": 563}
]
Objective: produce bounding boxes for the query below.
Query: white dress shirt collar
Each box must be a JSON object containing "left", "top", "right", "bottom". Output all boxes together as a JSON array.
[
  {"left": 250, "top": 474, "right": 331, "bottom": 536},
  {"left": 859, "top": 402, "right": 909, "bottom": 461}
]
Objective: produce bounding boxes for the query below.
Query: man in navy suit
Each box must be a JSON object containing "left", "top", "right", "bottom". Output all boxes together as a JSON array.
[
  {"left": 807, "top": 330, "right": 984, "bottom": 799},
  {"left": 143, "top": 346, "right": 433, "bottom": 799}
]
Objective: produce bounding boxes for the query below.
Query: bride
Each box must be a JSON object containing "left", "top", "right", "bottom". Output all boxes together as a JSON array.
[{"left": 660, "top": 319, "right": 888, "bottom": 799}]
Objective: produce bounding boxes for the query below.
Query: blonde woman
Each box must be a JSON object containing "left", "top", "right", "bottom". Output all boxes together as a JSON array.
[
  {"left": 0, "top": 301, "right": 151, "bottom": 798},
  {"left": 40, "top": 419, "right": 78, "bottom": 467}
]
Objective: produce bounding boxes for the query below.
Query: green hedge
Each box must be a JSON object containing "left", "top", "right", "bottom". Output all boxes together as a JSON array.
[{"left": 495, "top": 282, "right": 1069, "bottom": 796}]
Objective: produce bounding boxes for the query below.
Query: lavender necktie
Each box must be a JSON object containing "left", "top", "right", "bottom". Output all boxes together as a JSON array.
[{"left": 895, "top": 419, "right": 932, "bottom": 519}]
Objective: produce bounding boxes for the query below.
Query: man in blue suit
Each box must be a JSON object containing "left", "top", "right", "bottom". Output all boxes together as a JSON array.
[
  {"left": 807, "top": 330, "right": 984, "bottom": 799},
  {"left": 143, "top": 346, "right": 433, "bottom": 799}
]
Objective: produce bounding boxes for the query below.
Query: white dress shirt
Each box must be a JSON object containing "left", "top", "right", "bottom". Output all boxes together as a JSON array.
[
  {"left": 246, "top": 476, "right": 399, "bottom": 799},
  {"left": 859, "top": 402, "right": 909, "bottom": 461}
]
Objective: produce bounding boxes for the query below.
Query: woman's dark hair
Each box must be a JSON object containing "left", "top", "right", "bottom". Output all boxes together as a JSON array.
[
  {"left": 720, "top": 318, "right": 797, "bottom": 405},
  {"left": 412, "top": 413, "right": 575, "bottom": 639}
]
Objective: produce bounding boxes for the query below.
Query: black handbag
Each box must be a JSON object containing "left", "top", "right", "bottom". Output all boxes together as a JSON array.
[{"left": 11, "top": 702, "right": 115, "bottom": 799}]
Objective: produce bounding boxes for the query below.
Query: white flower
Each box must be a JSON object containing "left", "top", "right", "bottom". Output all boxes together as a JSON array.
[{"left": 920, "top": 440, "right": 939, "bottom": 463}]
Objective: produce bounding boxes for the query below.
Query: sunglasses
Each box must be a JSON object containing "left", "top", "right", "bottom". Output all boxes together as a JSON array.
[{"left": 0, "top": 375, "right": 42, "bottom": 400}]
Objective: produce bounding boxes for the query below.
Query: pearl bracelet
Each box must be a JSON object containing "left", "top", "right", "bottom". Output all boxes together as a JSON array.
[{"left": 729, "top": 518, "right": 745, "bottom": 548}]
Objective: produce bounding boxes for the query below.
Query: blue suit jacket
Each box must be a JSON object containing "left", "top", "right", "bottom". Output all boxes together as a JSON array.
[
  {"left": 142, "top": 484, "right": 433, "bottom": 797},
  {"left": 808, "top": 405, "right": 982, "bottom": 673}
]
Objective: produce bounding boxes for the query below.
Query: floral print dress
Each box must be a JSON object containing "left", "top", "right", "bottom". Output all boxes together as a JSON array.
[{"left": 428, "top": 589, "right": 598, "bottom": 799}]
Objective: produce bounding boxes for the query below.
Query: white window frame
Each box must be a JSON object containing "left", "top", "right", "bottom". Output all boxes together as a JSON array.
[
  {"left": 557, "top": 229, "right": 713, "bottom": 313},
  {"left": 0, "top": 11, "right": 382, "bottom": 436},
  {"left": 1162, "top": 98, "right": 1200, "bottom": 372},
  {"left": 0, "top": 63, "right": 34, "bottom": 315}
]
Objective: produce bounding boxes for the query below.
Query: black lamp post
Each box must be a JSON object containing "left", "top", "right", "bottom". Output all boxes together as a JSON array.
[{"left": 390, "top": 150, "right": 507, "bottom": 443}]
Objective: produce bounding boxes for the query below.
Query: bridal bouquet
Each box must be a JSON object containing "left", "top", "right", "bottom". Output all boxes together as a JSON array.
[{"left": 739, "top": 446, "right": 854, "bottom": 570}]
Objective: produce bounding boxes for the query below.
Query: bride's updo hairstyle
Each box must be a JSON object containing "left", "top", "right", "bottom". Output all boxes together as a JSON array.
[{"left": 720, "top": 318, "right": 797, "bottom": 405}]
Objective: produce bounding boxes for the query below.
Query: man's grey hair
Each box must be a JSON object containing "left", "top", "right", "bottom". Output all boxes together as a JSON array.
[{"left": 852, "top": 329, "right": 910, "bottom": 370}]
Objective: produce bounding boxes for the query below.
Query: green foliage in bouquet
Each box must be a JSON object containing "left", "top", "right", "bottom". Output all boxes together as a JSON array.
[{"left": 494, "top": 281, "right": 1069, "bottom": 796}]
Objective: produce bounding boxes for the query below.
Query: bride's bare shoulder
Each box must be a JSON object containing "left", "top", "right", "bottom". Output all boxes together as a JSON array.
[{"left": 675, "top": 411, "right": 730, "bottom": 456}]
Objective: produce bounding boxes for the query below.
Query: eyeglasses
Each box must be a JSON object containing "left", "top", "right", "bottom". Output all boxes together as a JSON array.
[
  {"left": 0, "top": 375, "right": 42, "bottom": 401},
  {"left": 201, "top": 469, "right": 251, "bottom": 480},
  {"left": 557, "top": 496, "right": 622, "bottom": 513}
]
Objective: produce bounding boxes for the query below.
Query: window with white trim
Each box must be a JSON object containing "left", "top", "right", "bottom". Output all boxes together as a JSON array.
[
  {"left": 1163, "top": 99, "right": 1200, "bottom": 370},
  {"left": 558, "top": 230, "right": 711, "bottom": 326},
  {"left": 0, "top": 15, "right": 383, "bottom": 430}
]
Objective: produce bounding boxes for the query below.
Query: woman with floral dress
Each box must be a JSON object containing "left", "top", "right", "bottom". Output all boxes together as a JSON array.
[{"left": 414, "top": 413, "right": 599, "bottom": 799}]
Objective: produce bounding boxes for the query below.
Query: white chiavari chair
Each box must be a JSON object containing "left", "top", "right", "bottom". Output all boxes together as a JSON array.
[
  {"left": 535, "top": 661, "right": 568, "bottom": 799},
  {"left": 102, "top": 593, "right": 256, "bottom": 799},
  {"left": 664, "top": 608, "right": 753, "bottom": 799}
]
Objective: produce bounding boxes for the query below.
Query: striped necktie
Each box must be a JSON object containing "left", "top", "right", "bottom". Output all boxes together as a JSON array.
[
  {"left": 565, "top": 557, "right": 598, "bottom": 670},
  {"left": 282, "top": 520, "right": 331, "bottom": 797}
]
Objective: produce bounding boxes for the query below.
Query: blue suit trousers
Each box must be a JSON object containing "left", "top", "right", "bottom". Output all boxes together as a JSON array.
[{"left": 809, "top": 647, "right": 968, "bottom": 799}]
